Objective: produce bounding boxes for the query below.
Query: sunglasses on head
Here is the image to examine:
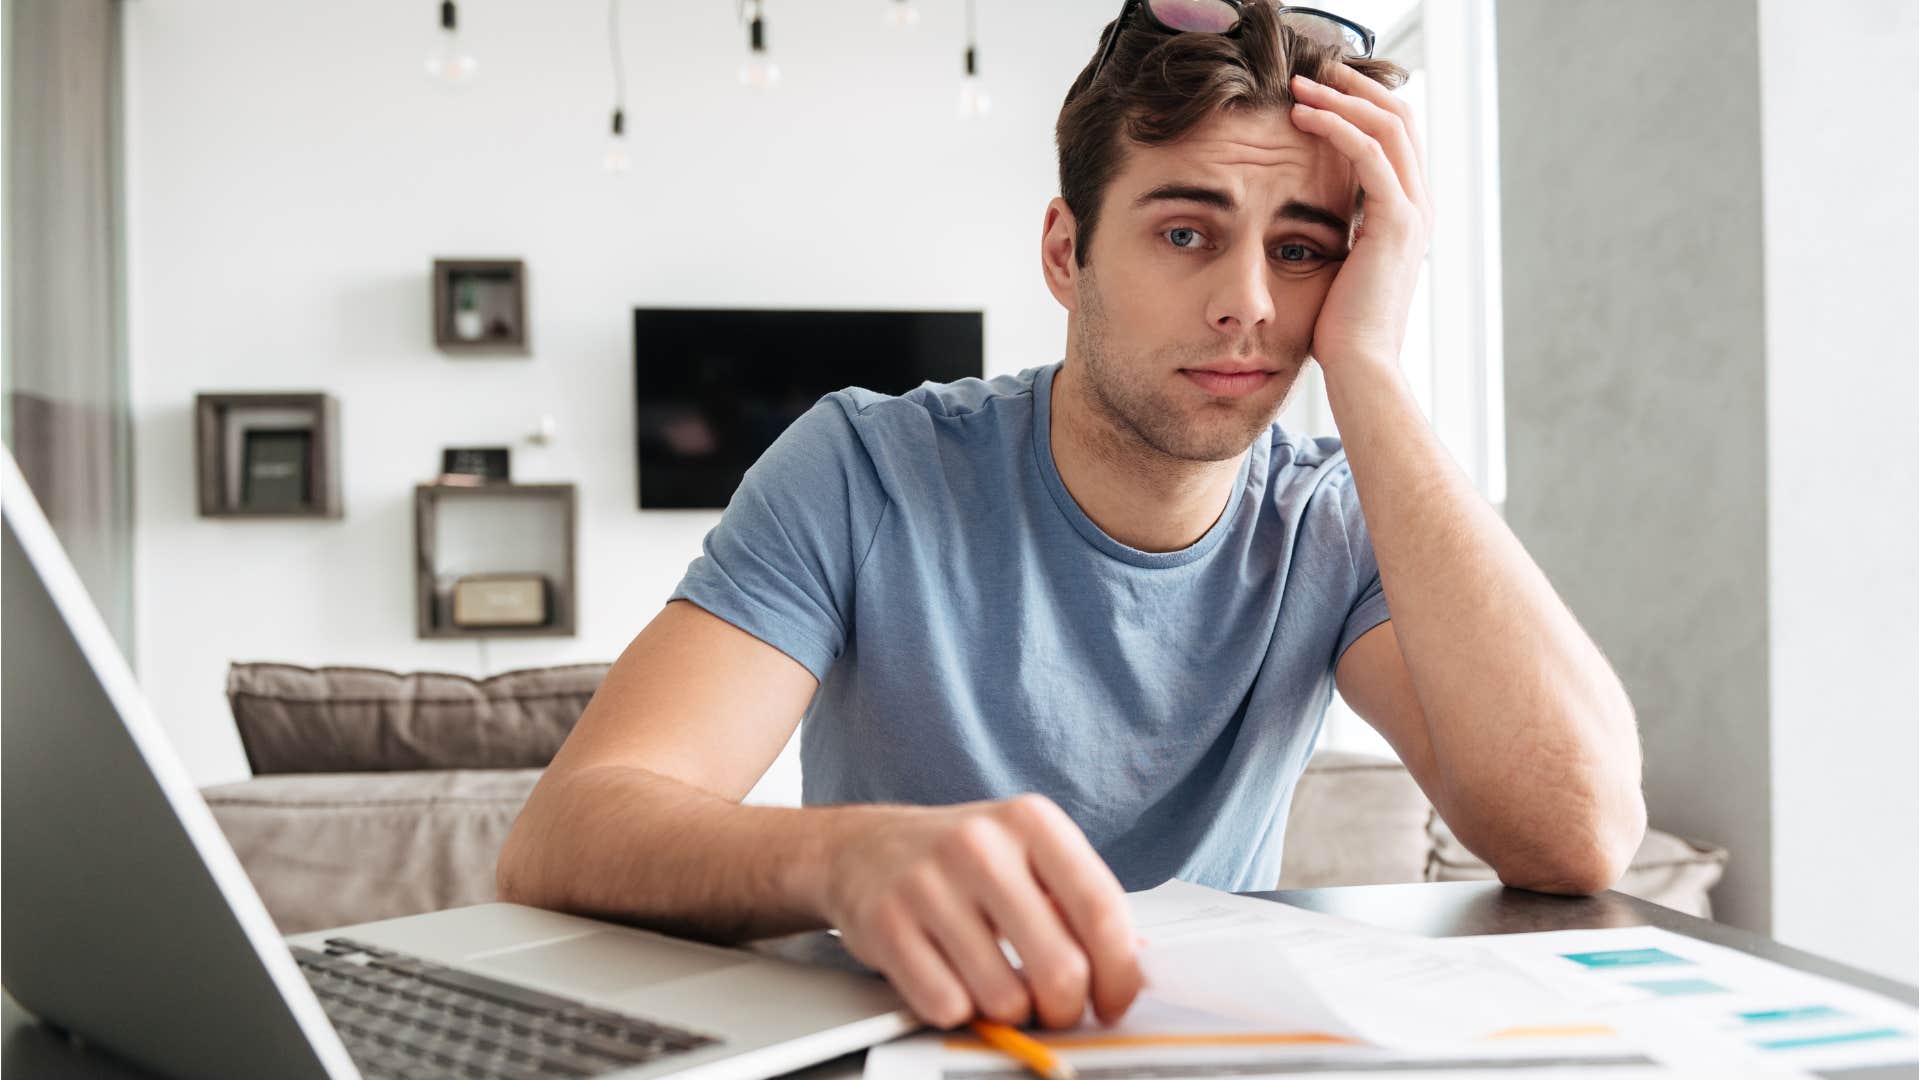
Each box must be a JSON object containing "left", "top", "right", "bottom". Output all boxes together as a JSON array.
[{"left": 1087, "top": 1, "right": 1376, "bottom": 87}]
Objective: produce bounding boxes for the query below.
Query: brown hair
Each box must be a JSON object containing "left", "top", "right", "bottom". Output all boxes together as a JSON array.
[{"left": 1055, "top": 3, "right": 1408, "bottom": 268}]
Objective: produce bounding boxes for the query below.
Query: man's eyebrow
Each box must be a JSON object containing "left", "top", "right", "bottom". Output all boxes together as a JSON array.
[{"left": 1130, "top": 182, "right": 1350, "bottom": 235}]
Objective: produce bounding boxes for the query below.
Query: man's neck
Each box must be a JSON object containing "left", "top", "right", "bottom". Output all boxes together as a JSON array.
[{"left": 1048, "top": 361, "right": 1246, "bottom": 554}]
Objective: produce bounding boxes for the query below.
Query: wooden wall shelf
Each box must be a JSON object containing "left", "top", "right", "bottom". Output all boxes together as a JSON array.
[
  {"left": 195, "top": 392, "right": 342, "bottom": 519},
  {"left": 414, "top": 482, "right": 576, "bottom": 638},
  {"left": 432, "top": 258, "right": 529, "bottom": 355}
]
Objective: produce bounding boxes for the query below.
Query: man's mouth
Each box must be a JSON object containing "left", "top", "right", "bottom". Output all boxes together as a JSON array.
[{"left": 1179, "top": 365, "right": 1279, "bottom": 398}]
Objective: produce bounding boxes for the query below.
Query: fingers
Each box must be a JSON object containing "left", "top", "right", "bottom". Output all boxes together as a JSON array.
[
  {"left": 1289, "top": 100, "right": 1419, "bottom": 245},
  {"left": 1289, "top": 74, "right": 1426, "bottom": 213},
  {"left": 1001, "top": 795, "right": 1145, "bottom": 1026},
  {"left": 856, "top": 901, "right": 976, "bottom": 1029},
  {"left": 967, "top": 852, "right": 1091, "bottom": 1029},
  {"left": 1318, "top": 63, "right": 1429, "bottom": 189},
  {"left": 905, "top": 867, "right": 1035, "bottom": 1026}
]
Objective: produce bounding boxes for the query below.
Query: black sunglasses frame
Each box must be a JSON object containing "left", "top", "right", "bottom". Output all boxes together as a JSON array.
[{"left": 1085, "top": 1, "right": 1377, "bottom": 89}]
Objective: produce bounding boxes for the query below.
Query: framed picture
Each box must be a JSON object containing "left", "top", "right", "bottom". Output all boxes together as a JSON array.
[
  {"left": 240, "top": 428, "right": 314, "bottom": 511},
  {"left": 441, "top": 446, "right": 511, "bottom": 484}
]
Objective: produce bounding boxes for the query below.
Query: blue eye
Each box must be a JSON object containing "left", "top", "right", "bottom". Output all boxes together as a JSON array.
[
  {"left": 1165, "top": 226, "right": 1205, "bottom": 250},
  {"left": 1276, "top": 243, "right": 1321, "bottom": 263}
]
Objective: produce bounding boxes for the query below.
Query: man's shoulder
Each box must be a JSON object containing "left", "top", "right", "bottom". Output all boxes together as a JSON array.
[
  {"left": 1263, "top": 423, "right": 1352, "bottom": 490},
  {"left": 830, "top": 366, "right": 1046, "bottom": 424},
  {"left": 807, "top": 366, "right": 1047, "bottom": 467}
]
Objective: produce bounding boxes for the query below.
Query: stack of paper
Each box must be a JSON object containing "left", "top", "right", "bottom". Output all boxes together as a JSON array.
[{"left": 862, "top": 880, "right": 1919, "bottom": 1080}]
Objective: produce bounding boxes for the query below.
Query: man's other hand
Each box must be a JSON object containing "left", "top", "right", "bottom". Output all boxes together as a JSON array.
[{"left": 816, "top": 793, "right": 1143, "bottom": 1030}]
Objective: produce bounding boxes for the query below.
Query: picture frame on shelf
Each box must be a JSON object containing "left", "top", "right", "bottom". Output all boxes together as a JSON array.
[
  {"left": 195, "top": 392, "right": 342, "bottom": 518},
  {"left": 239, "top": 427, "right": 314, "bottom": 512},
  {"left": 439, "top": 446, "right": 511, "bottom": 485}
]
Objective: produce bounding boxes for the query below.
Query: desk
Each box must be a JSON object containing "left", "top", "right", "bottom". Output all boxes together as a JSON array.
[{"left": 7, "top": 882, "right": 1914, "bottom": 1079}]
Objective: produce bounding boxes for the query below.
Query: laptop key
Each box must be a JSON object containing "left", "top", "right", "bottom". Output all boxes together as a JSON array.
[{"left": 299, "top": 940, "right": 724, "bottom": 1079}]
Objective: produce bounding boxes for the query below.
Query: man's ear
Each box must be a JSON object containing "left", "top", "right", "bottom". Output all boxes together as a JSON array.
[{"left": 1040, "top": 197, "right": 1081, "bottom": 313}]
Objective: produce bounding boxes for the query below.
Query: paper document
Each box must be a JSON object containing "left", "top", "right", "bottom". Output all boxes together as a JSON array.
[
  {"left": 1129, "top": 880, "right": 1599, "bottom": 1048},
  {"left": 1465, "top": 926, "right": 1918, "bottom": 1074},
  {"left": 862, "top": 992, "right": 1703, "bottom": 1079},
  {"left": 863, "top": 880, "right": 1808, "bottom": 1080}
]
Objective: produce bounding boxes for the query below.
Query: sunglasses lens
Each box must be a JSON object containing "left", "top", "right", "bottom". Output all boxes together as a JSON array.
[
  {"left": 1146, "top": 0, "right": 1240, "bottom": 33},
  {"left": 1278, "top": 11, "right": 1369, "bottom": 57}
]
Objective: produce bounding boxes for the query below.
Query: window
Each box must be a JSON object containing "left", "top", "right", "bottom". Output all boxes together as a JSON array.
[{"left": 1279, "top": 0, "right": 1506, "bottom": 758}]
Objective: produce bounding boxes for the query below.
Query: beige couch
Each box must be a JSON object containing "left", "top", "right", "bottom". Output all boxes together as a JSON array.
[{"left": 202, "top": 663, "right": 1728, "bottom": 935}]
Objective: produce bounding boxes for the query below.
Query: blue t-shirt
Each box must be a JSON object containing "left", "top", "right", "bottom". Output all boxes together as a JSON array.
[{"left": 669, "top": 362, "right": 1391, "bottom": 892}]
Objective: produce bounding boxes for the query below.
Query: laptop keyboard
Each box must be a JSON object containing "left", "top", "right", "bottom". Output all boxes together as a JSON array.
[{"left": 294, "top": 937, "right": 722, "bottom": 1079}]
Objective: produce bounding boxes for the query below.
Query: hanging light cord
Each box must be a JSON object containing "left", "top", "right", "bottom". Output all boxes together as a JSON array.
[
  {"left": 608, "top": 0, "right": 626, "bottom": 115},
  {"left": 965, "top": 0, "right": 977, "bottom": 47}
]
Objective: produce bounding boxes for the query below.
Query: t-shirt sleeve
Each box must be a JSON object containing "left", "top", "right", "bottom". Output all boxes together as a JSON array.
[
  {"left": 667, "top": 396, "right": 889, "bottom": 682},
  {"left": 1330, "top": 463, "right": 1392, "bottom": 666}
]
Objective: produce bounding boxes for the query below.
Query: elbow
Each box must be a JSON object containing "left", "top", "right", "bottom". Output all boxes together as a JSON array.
[
  {"left": 1499, "top": 797, "right": 1647, "bottom": 897},
  {"left": 494, "top": 809, "right": 553, "bottom": 908},
  {"left": 495, "top": 828, "right": 532, "bottom": 905}
]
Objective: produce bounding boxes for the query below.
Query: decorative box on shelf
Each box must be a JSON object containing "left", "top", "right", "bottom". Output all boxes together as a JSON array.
[
  {"left": 414, "top": 482, "right": 576, "bottom": 639},
  {"left": 431, "top": 258, "right": 528, "bottom": 355},
  {"left": 194, "top": 392, "right": 342, "bottom": 519}
]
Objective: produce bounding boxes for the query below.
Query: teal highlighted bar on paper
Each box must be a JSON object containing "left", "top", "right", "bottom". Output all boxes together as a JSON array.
[
  {"left": 1755, "top": 1028, "right": 1908, "bottom": 1051},
  {"left": 1631, "top": 978, "right": 1726, "bottom": 997},
  {"left": 1562, "top": 948, "right": 1691, "bottom": 969},
  {"left": 1739, "top": 1005, "right": 1847, "bottom": 1025}
]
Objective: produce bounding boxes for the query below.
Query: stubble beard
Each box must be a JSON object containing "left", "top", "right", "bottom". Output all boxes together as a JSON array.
[{"left": 1071, "top": 270, "right": 1305, "bottom": 465}]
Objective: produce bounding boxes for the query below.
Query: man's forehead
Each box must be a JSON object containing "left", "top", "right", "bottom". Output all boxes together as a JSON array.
[{"left": 1114, "top": 107, "right": 1357, "bottom": 214}]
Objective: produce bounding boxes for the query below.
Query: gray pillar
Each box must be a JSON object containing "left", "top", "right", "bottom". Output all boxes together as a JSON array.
[{"left": 1496, "top": 0, "right": 1773, "bottom": 932}]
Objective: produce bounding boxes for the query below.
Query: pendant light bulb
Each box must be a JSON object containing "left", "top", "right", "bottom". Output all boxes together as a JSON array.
[
  {"left": 885, "top": 0, "right": 921, "bottom": 27},
  {"left": 604, "top": 109, "right": 632, "bottom": 173},
  {"left": 424, "top": 0, "right": 478, "bottom": 87},
  {"left": 957, "top": 46, "right": 991, "bottom": 118},
  {"left": 739, "top": 1, "right": 781, "bottom": 88}
]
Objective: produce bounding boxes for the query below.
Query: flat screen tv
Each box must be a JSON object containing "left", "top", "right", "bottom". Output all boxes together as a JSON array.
[{"left": 635, "top": 307, "right": 984, "bottom": 509}]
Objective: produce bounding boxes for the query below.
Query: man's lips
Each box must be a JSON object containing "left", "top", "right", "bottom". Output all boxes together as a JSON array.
[
  {"left": 1179, "top": 365, "right": 1279, "bottom": 398},
  {"left": 1184, "top": 364, "right": 1276, "bottom": 375}
]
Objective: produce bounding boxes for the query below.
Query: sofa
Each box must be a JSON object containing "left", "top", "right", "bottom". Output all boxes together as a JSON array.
[{"left": 201, "top": 662, "right": 1728, "bottom": 935}]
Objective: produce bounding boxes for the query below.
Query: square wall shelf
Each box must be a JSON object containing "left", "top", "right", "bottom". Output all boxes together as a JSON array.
[
  {"left": 415, "top": 482, "right": 576, "bottom": 638},
  {"left": 432, "top": 258, "right": 529, "bottom": 355},
  {"left": 195, "top": 392, "right": 342, "bottom": 519}
]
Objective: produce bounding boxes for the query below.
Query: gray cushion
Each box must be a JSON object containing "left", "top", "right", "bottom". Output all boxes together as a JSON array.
[
  {"left": 1278, "top": 750, "right": 1435, "bottom": 888},
  {"left": 227, "top": 661, "right": 608, "bottom": 774},
  {"left": 202, "top": 769, "right": 542, "bottom": 934}
]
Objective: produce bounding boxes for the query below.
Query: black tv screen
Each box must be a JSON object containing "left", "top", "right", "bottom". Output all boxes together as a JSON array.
[{"left": 635, "top": 307, "right": 984, "bottom": 509}]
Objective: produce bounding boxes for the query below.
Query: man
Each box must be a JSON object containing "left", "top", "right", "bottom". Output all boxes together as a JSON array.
[{"left": 498, "top": 1, "right": 1645, "bottom": 1034}]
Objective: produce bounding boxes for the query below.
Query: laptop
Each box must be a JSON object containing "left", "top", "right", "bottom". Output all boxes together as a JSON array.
[{"left": 0, "top": 447, "right": 917, "bottom": 1079}]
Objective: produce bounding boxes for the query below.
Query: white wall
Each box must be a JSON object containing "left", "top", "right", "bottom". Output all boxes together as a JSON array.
[
  {"left": 124, "top": 0, "right": 1115, "bottom": 788},
  {"left": 1759, "top": 0, "right": 1919, "bottom": 983},
  {"left": 125, "top": 0, "right": 1455, "bottom": 793}
]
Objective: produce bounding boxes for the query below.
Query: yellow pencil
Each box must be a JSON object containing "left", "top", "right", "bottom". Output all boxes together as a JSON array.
[{"left": 970, "top": 1020, "right": 1078, "bottom": 1080}]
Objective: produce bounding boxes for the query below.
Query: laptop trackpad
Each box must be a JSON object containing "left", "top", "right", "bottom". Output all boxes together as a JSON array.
[{"left": 471, "top": 931, "right": 753, "bottom": 998}]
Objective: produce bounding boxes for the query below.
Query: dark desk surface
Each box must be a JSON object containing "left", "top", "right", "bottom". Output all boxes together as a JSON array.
[{"left": 7, "top": 882, "right": 1914, "bottom": 1079}]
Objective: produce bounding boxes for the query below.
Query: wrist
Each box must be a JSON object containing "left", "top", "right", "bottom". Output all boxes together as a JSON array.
[
  {"left": 1316, "top": 349, "right": 1404, "bottom": 387},
  {"left": 783, "top": 802, "right": 884, "bottom": 925}
]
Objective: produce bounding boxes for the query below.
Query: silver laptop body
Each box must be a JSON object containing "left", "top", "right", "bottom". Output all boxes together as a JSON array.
[{"left": 0, "top": 447, "right": 916, "bottom": 1079}]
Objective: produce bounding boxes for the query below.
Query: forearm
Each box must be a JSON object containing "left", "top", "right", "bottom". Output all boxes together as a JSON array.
[
  {"left": 496, "top": 763, "right": 876, "bottom": 944},
  {"left": 1323, "top": 359, "right": 1645, "bottom": 887}
]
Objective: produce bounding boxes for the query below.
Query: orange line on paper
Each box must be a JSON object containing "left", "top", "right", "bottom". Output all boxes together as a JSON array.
[{"left": 944, "top": 1032, "right": 1357, "bottom": 1051}]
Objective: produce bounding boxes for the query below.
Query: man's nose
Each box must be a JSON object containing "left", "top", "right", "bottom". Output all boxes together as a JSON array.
[{"left": 1206, "top": 237, "right": 1276, "bottom": 335}]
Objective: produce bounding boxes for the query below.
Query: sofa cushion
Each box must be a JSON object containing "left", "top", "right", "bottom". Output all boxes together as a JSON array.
[
  {"left": 1277, "top": 749, "right": 1435, "bottom": 888},
  {"left": 1426, "top": 815, "right": 1730, "bottom": 918},
  {"left": 202, "top": 769, "right": 542, "bottom": 934},
  {"left": 227, "top": 661, "right": 609, "bottom": 774}
]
